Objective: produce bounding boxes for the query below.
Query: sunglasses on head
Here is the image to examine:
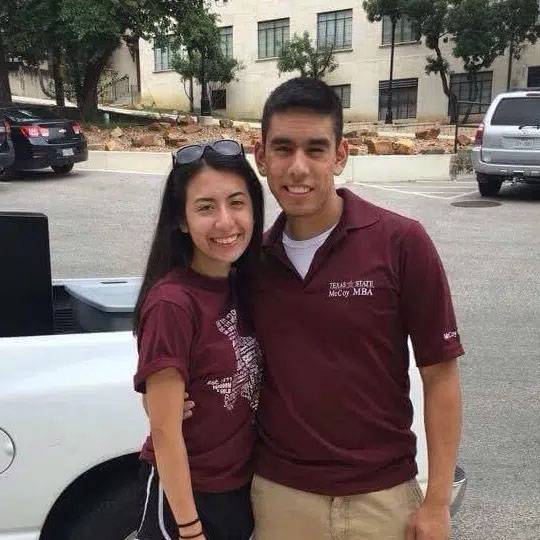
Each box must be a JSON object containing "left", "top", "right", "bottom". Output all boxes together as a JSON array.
[{"left": 172, "top": 139, "right": 245, "bottom": 166}]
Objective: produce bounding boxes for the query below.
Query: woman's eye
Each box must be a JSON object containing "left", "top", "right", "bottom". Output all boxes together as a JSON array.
[
  {"left": 197, "top": 205, "right": 212, "bottom": 212},
  {"left": 231, "top": 199, "right": 245, "bottom": 207}
]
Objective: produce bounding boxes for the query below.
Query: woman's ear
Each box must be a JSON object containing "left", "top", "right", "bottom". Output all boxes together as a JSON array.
[{"left": 179, "top": 221, "right": 188, "bottom": 234}]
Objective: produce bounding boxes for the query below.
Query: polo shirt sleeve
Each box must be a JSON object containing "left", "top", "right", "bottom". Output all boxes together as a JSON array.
[
  {"left": 400, "top": 221, "right": 464, "bottom": 367},
  {"left": 134, "top": 299, "right": 194, "bottom": 393}
]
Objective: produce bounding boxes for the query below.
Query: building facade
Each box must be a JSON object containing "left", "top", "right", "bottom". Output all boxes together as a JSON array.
[{"left": 139, "top": 0, "right": 540, "bottom": 123}]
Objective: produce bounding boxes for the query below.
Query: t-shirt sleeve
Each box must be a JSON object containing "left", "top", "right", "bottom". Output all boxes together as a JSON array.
[
  {"left": 133, "top": 300, "right": 195, "bottom": 393},
  {"left": 399, "top": 221, "right": 464, "bottom": 367}
]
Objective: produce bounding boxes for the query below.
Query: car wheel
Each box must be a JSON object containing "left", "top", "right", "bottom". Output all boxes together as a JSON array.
[
  {"left": 52, "top": 163, "right": 74, "bottom": 174},
  {"left": 64, "top": 475, "right": 141, "bottom": 540},
  {"left": 476, "top": 173, "right": 502, "bottom": 197}
]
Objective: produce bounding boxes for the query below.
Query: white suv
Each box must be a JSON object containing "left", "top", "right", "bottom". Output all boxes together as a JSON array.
[{"left": 472, "top": 89, "right": 540, "bottom": 196}]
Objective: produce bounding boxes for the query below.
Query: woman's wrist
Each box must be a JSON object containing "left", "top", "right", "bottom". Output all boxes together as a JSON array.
[{"left": 178, "top": 517, "right": 204, "bottom": 539}]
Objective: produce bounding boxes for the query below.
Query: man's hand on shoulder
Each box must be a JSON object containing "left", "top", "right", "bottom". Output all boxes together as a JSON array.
[{"left": 406, "top": 501, "right": 450, "bottom": 540}]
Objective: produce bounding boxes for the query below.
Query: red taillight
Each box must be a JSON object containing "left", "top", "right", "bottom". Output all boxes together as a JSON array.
[
  {"left": 21, "top": 125, "right": 49, "bottom": 138},
  {"left": 72, "top": 122, "right": 82, "bottom": 134},
  {"left": 474, "top": 123, "right": 484, "bottom": 145}
]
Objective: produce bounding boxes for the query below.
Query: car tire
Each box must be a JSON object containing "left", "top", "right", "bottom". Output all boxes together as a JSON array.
[
  {"left": 476, "top": 174, "right": 502, "bottom": 197},
  {"left": 52, "top": 163, "right": 74, "bottom": 174},
  {"left": 63, "top": 475, "right": 141, "bottom": 540}
]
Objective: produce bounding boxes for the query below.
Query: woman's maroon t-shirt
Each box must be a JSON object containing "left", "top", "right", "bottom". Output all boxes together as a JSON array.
[{"left": 133, "top": 267, "right": 263, "bottom": 492}]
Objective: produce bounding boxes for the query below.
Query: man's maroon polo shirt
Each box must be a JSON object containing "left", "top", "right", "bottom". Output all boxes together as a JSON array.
[{"left": 251, "top": 188, "right": 464, "bottom": 496}]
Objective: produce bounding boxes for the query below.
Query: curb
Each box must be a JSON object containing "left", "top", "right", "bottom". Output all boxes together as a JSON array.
[{"left": 77, "top": 151, "right": 453, "bottom": 184}]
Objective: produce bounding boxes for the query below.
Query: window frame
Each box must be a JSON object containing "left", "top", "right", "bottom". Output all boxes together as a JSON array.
[
  {"left": 317, "top": 9, "right": 353, "bottom": 51},
  {"left": 220, "top": 26, "right": 233, "bottom": 59},
  {"left": 257, "top": 18, "right": 290, "bottom": 59},
  {"left": 331, "top": 84, "right": 352, "bottom": 109},
  {"left": 153, "top": 37, "right": 176, "bottom": 72},
  {"left": 211, "top": 89, "right": 227, "bottom": 110},
  {"left": 381, "top": 16, "right": 420, "bottom": 45},
  {"left": 447, "top": 72, "right": 493, "bottom": 116},
  {"left": 378, "top": 78, "right": 418, "bottom": 120}
]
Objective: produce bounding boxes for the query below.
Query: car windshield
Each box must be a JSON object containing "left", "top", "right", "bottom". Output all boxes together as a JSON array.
[
  {"left": 0, "top": 107, "right": 60, "bottom": 122},
  {"left": 491, "top": 97, "right": 540, "bottom": 127}
]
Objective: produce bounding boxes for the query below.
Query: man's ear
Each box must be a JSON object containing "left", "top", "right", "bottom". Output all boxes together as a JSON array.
[
  {"left": 254, "top": 140, "right": 267, "bottom": 176},
  {"left": 333, "top": 137, "right": 349, "bottom": 176}
]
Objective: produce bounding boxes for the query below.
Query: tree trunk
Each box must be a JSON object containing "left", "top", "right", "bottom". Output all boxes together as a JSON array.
[
  {"left": 52, "top": 47, "right": 65, "bottom": 110},
  {"left": 385, "top": 19, "right": 397, "bottom": 124},
  {"left": 189, "top": 77, "right": 194, "bottom": 112},
  {"left": 0, "top": 33, "right": 12, "bottom": 104},
  {"left": 461, "top": 73, "right": 478, "bottom": 125},
  {"left": 76, "top": 46, "right": 116, "bottom": 121},
  {"left": 434, "top": 42, "right": 457, "bottom": 124}
]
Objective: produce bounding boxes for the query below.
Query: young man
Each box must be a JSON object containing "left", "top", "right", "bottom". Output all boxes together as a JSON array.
[{"left": 250, "top": 77, "right": 464, "bottom": 540}]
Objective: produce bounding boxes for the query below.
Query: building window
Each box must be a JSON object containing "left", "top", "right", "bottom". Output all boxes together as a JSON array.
[
  {"left": 220, "top": 26, "right": 233, "bottom": 59},
  {"left": 258, "top": 18, "right": 290, "bottom": 59},
  {"left": 154, "top": 39, "right": 175, "bottom": 72},
  {"left": 382, "top": 16, "right": 420, "bottom": 45},
  {"left": 317, "top": 9, "right": 353, "bottom": 50},
  {"left": 211, "top": 89, "right": 227, "bottom": 110},
  {"left": 331, "top": 85, "right": 351, "bottom": 108},
  {"left": 527, "top": 66, "right": 540, "bottom": 88},
  {"left": 448, "top": 72, "right": 493, "bottom": 116},
  {"left": 378, "top": 78, "right": 418, "bottom": 120}
]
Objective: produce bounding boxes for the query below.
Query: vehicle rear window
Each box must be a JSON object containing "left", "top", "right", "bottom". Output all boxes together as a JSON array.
[
  {"left": 491, "top": 97, "right": 540, "bottom": 126},
  {"left": 0, "top": 107, "right": 60, "bottom": 122}
]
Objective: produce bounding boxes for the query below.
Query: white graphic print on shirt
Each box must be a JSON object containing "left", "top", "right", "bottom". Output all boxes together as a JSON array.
[{"left": 207, "top": 309, "right": 262, "bottom": 411}]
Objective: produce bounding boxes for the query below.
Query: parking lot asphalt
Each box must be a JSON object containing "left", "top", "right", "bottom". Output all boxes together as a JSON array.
[{"left": 1, "top": 168, "right": 539, "bottom": 539}]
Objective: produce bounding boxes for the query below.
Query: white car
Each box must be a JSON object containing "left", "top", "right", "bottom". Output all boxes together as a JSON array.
[{"left": 0, "top": 212, "right": 467, "bottom": 540}]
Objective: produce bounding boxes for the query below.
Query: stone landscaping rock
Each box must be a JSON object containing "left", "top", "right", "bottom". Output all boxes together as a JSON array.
[
  {"left": 344, "top": 130, "right": 360, "bottom": 139},
  {"left": 415, "top": 128, "right": 440, "bottom": 140},
  {"left": 110, "top": 127, "right": 123, "bottom": 138},
  {"left": 457, "top": 134, "right": 473, "bottom": 146},
  {"left": 365, "top": 139, "right": 394, "bottom": 155},
  {"left": 177, "top": 115, "right": 195, "bottom": 126},
  {"left": 135, "top": 104, "right": 144, "bottom": 110},
  {"left": 421, "top": 147, "right": 446, "bottom": 155},
  {"left": 235, "top": 123, "right": 251, "bottom": 133},
  {"left": 131, "top": 135, "right": 158, "bottom": 147},
  {"left": 347, "top": 137, "right": 364, "bottom": 146},
  {"left": 164, "top": 131, "right": 188, "bottom": 146},
  {"left": 182, "top": 124, "right": 203, "bottom": 134},
  {"left": 348, "top": 146, "right": 361, "bottom": 156},
  {"left": 88, "top": 143, "right": 105, "bottom": 151},
  {"left": 219, "top": 119, "right": 234, "bottom": 128},
  {"left": 104, "top": 140, "right": 122, "bottom": 151},
  {"left": 392, "top": 138, "right": 416, "bottom": 155},
  {"left": 360, "top": 129, "right": 378, "bottom": 138},
  {"left": 244, "top": 144, "right": 255, "bottom": 154},
  {"left": 148, "top": 122, "right": 163, "bottom": 131}
]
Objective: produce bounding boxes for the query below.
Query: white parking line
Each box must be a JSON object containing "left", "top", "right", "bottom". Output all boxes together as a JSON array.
[{"left": 354, "top": 182, "right": 479, "bottom": 200}]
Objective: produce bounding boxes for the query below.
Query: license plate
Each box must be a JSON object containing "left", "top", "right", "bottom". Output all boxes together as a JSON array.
[
  {"left": 62, "top": 148, "right": 74, "bottom": 157},
  {"left": 514, "top": 139, "right": 534, "bottom": 149}
]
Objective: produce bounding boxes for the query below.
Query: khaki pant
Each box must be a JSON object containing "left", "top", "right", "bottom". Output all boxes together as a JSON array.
[{"left": 251, "top": 474, "right": 424, "bottom": 540}]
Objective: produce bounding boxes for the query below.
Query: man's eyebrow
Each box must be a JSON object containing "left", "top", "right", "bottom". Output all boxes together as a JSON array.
[{"left": 269, "top": 136, "right": 331, "bottom": 146}]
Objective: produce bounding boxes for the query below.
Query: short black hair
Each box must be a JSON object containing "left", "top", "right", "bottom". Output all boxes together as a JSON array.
[{"left": 261, "top": 77, "right": 343, "bottom": 145}]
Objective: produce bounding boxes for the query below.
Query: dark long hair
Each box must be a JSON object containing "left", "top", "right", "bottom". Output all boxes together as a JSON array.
[{"left": 133, "top": 150, "right": 264, "bottom": 334}]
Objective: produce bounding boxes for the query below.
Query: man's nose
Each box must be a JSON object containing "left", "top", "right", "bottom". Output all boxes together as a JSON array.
[{"left": 289, "top": 149, "right": 310, "bottom": 178}]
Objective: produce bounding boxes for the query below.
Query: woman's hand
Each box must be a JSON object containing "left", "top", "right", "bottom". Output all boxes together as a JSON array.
[
  {"left": 178, "top": 522, "right": 206, "bottom": 539},
  {"left": 183, "top": 393, "right": 195, "bottom": 419}
]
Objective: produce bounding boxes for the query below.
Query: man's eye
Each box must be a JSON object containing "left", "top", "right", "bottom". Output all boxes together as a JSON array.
[
  {"left": 276, "top": 146, "right": 290, "bottom": 153},
  {"left": 197, "top": 205, "right": 212, "bottom": 212},
  {"left": 309, "top": 147, "right": 324, "bottom": 154}
]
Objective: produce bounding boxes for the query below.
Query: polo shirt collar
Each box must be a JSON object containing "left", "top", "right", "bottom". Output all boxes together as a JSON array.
[{"left": 263, "top": 188, "right": 380, "bottom": 250}]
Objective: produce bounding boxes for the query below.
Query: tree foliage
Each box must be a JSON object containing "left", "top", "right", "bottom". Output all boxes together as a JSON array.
[{"left": 277, "top": 32, "right": 338, "bottom": 79}]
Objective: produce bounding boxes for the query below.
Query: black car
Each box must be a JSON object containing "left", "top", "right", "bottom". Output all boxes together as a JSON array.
[
  {"left": 0, "top": 117, "right": 15, "bottom": 173},
  {"left": 0, "top": 106, "right": 88, "bottom": 174}
]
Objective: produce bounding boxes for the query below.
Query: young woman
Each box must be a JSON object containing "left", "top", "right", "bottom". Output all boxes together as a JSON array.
[{"left": 133, "top": 140, "right": 264, "bottom": 540}]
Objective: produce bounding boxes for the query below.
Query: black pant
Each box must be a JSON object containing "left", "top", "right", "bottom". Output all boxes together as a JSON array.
[{"left": 136, "top": 462, "right": 254, "bottom": 540}]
